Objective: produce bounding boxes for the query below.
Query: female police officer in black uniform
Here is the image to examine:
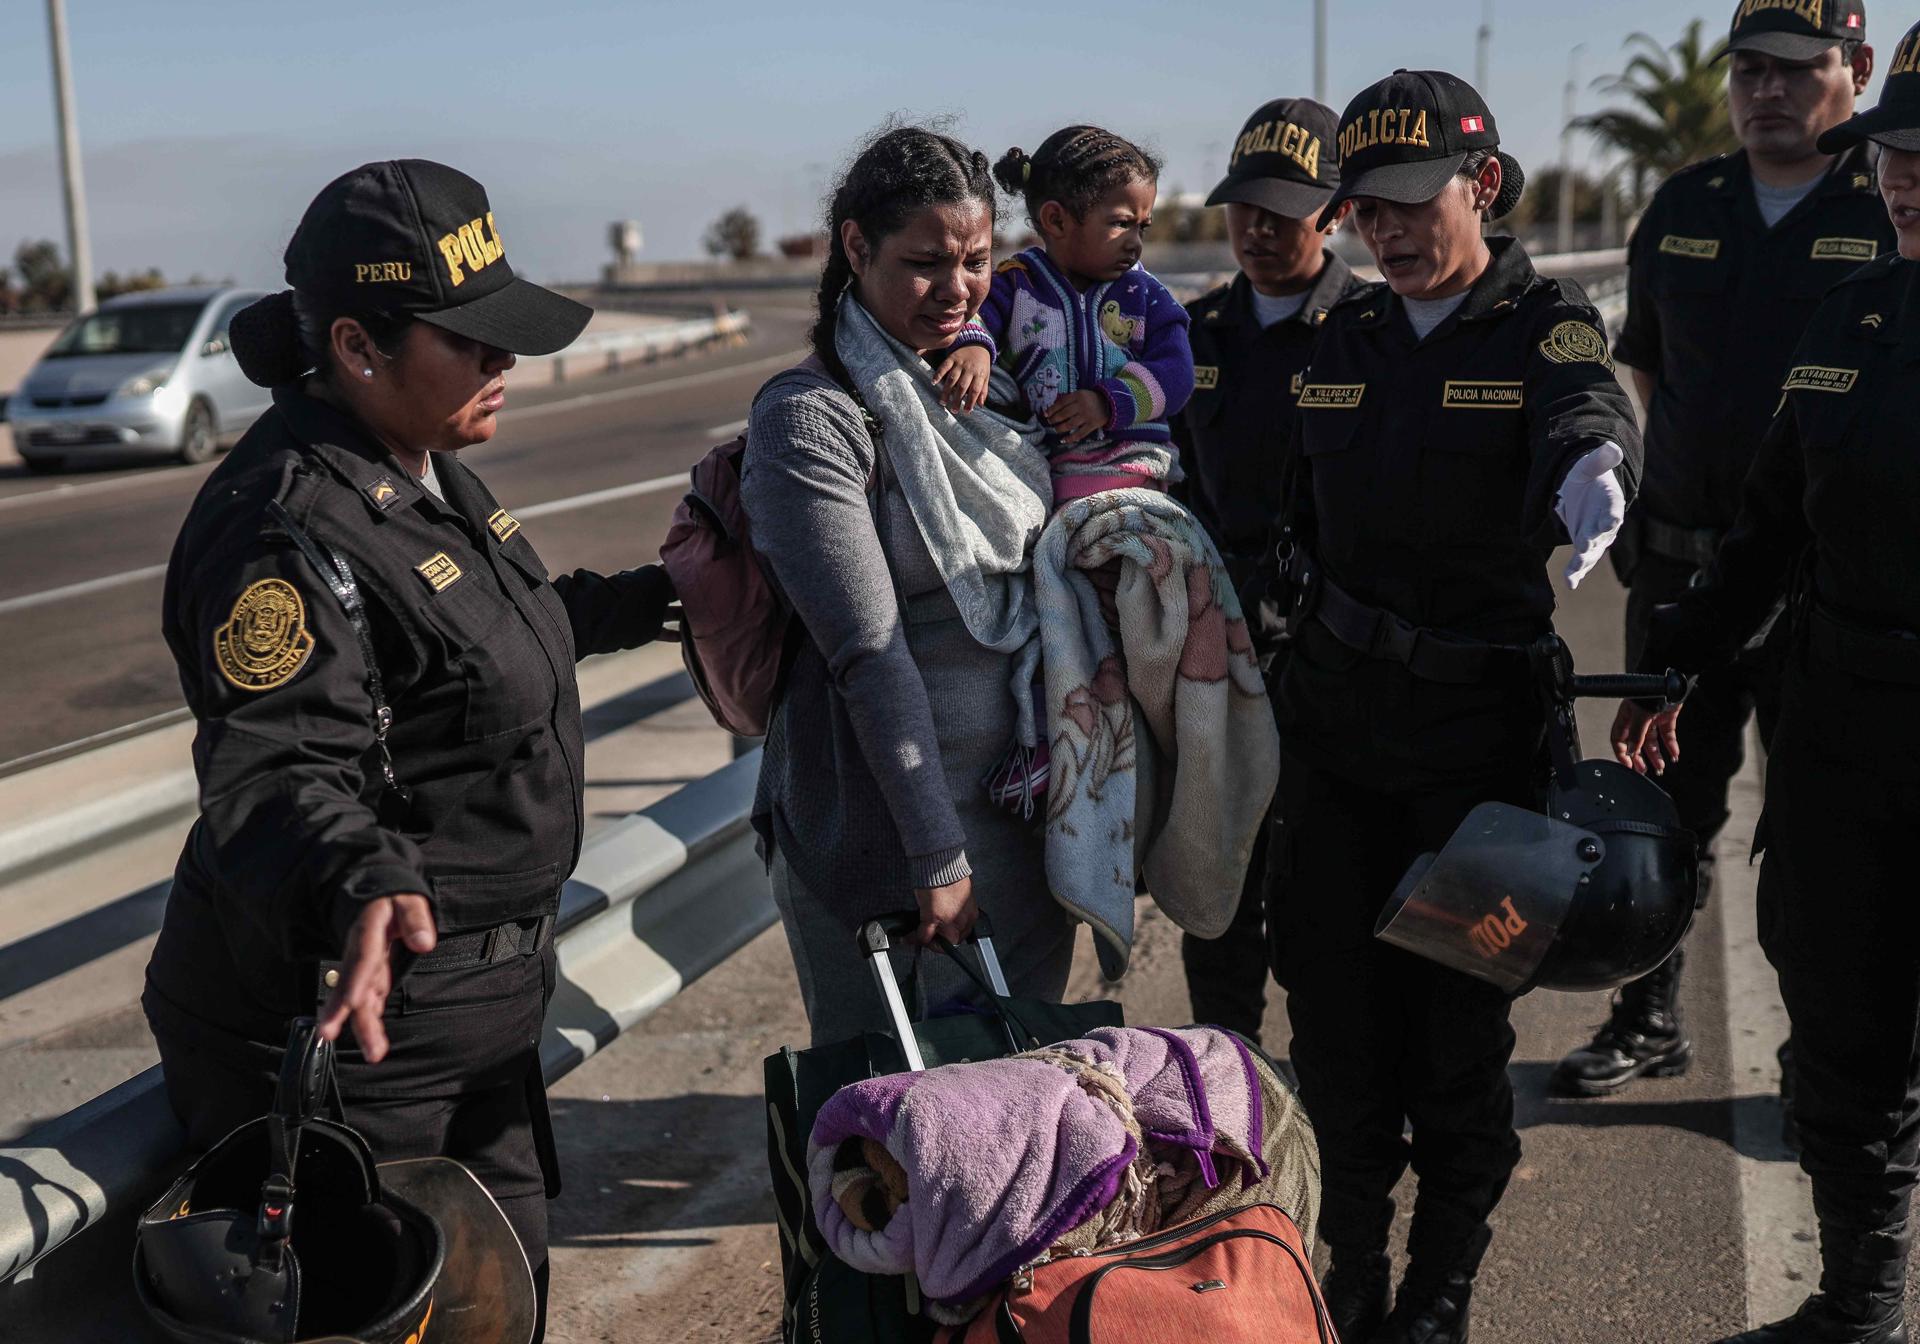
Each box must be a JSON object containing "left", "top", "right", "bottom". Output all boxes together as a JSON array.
[
  {"left": 141, "top": 160, "right": 675, "bottom": 1340},
  {"left": 1618, "top": 27, "right": 1920, "bottom": 1342},
  {"left": 1271, "top": 73, "right": 1641, "bottom": 1343}
]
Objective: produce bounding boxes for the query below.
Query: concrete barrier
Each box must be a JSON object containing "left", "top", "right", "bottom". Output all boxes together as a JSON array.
[{"left": 0, "top": 749, "right": 772, "bottom": 1303}]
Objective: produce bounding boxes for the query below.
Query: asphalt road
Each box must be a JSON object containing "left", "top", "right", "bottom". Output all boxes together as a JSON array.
[{"left": 0, "top": 302, "right": 813, "bottom": 769}]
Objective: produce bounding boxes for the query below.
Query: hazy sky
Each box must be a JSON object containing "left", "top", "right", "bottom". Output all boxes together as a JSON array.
[{"left": 0, "top": 1, "right": 1891, "bottom": 287}]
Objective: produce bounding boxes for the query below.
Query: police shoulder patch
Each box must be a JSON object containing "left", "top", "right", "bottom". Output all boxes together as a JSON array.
[
  {"left": 1193, "top": 365, "right": 1219, "bottom": 390},
  {"left": 1539, "top": 321, "right": 1614, "bottom": 371},
  {"left": 214, "top": 578, "right": 315, "bottom": 692},
  {"left": 487, "top": 508, "right": 521, "bottom": 543}
]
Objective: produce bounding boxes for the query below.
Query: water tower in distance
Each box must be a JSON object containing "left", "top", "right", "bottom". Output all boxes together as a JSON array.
[{"left": 609, "top": 220, "right": 643, "bottom": 267}]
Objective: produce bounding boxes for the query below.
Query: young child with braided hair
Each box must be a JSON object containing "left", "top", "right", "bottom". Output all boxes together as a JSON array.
[
  {"left": 936, "top": 125, "right": 1195, "bottom": 509},
  {"left": 937, "top": 127, "right": 1198, "bottom": 816}
]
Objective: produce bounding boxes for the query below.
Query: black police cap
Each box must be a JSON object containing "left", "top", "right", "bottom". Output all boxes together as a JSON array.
[
  {"left": 1821, "top": 17, "right": 1920, "bottom": 151},
  {"left": 1316, "top": 70, "right": 1525, "bottom": 229},
  {"left": 1721, "top": 0, "right": 1866, "bottom": 62},
  {"left": 1205, "top": 97, "right": 1341, "bottom": 221},
  {"left": 285, "top": 159, "right": 590, "bottom": 356}
]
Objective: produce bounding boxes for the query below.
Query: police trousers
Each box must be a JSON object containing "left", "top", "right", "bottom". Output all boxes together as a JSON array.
[
  {"left": 1625, "top": 553, "right": 1783, "bottom": 872},
  {"left": 151, "top": 942, "right": 560, "bottom": 1342},
  {"left": 1758, "top": 651, "right": 1920, "bottom": 1248},
  {"left": 1269, "top": 748, "right": 1532, "bottom": 1281}
]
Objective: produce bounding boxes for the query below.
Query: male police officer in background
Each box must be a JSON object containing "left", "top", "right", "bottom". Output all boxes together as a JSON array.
[
  {"left": 1173, "top": 97, "right": 1363, "bottom": 1038},
  {"left": 1552, "top": 0, "right": 1888, "bottom": 1100}
]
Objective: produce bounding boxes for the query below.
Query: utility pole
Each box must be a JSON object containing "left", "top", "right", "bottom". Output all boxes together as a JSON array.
[
  {"left": 1314, "top": 0, "right": 1328, "bottom": 104},
  {"left": 1476, "top": 0, "right": 1493, "bottom": 98},
  {"left": 45, "top": 0, "right": 95, "bottom": 314},
  {"left": 1558, "top": 45, "right": 1585, "bottom": 256}
]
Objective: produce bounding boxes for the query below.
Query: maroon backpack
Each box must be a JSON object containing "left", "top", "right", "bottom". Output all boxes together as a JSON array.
[{"left": 659, "top": 361, "right": 875, "bottom": 738}]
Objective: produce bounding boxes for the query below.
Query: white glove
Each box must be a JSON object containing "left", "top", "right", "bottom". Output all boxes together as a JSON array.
[{"left": 1556, "top": 441, "right": 1626, "bottom": 590}]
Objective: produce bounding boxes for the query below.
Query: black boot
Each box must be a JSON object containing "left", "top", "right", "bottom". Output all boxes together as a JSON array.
[
  {"left": 1320, "top": 1245, "right": 1391, "bottom": 1343},
  {"left": 1550, "top": 948, "right": 1692, "bottom": 1097},
  {"left": 1372, "top": 1269, "right": 1473, "bottom": 1344},
  {"left": 1714, "top": 1224, "right": 1909, "bottom": 1343}
]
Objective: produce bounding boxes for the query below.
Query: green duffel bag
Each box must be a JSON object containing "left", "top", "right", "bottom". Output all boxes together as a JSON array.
[{"left": 764, "top": 913, "right": 1123, "bottom": 1344}]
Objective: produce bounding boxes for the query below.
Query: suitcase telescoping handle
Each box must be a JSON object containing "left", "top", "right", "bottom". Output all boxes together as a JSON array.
[{"left": 856, "top": 912, "right": 1013, "bottom": 1072}]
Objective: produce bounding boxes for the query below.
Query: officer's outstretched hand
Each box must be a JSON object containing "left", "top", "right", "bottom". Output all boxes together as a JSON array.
[
  {"left": 1611, "top": 700, "right": 1683, "bottom": 777},
  {"left": 317, "top": 894, "right": 436, "bottom": 1063}
]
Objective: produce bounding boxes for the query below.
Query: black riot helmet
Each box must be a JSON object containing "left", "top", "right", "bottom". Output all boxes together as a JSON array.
[
  {"left": 1375, "top": 638, "right": 1699, "bottom": 994},
  {"left": 133, "top": 1020, "right": 536, "bottom": 1344}
]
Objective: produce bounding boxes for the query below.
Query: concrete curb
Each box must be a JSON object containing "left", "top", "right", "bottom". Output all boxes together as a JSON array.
[{"left": 0, "top": 748, "right": 769, "bottom": 1287}]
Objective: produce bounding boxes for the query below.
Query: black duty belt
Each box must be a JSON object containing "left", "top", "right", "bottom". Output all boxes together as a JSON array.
[
  {"left": 1808, "top": 602, "right": 1920, "bottom": 684},
  {"left": 317, "top": 914, "right": 555, "bottom": 997},
  {"left": 1308, "top": 566, "right": 1526, "bottom": 685},
  {"left": 1641, "top": 517, "right": 1722, "bottom": 570}
]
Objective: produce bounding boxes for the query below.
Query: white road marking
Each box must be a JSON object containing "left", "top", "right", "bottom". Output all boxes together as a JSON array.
[
  {"left": 0, "top": 346, "right": 803, "bottom": 515},
  {"left": 704, "top": 419, "right": 749, "bottom": 439},
  {"left": 1724, "top": 728, "right": 1816, "bottom": 1326},
  {"left": 0, "top": 563, "right": 167, "bottom": 616},
  {"left": 0, "top": 347, "right": 802, "bottom": 616}
]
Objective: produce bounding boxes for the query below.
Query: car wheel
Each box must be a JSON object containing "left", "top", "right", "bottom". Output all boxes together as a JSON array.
[{"left": 177, "top": 401, "right": 217, "bottom": 465}]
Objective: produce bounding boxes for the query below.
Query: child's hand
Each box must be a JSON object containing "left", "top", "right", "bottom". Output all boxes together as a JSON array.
[
  {"left": 934, "top": 346, "right": 993, "bottom": 414},
  {"left": 1043, "top": 390, "right": 1109, "bottom": 445}
]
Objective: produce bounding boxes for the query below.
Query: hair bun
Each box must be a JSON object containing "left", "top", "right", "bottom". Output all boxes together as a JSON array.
[
  {"left": 992, "top": 148, "right": 1031, "bottom": 196},
  {"left": 228, "top": 290, "right": 308, "bottom": 388}
]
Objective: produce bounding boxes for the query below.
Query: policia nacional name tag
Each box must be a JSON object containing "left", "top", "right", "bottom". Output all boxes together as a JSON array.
[
  {"left": 1442, "top": 380, "right": 1524, "bottom": 409},
  {"left": 1811, "top": 237, "right": 1879, "bottom": 262},
  {"left": 487, "top": 508, "right": 521, "bottom": 543},
  {"left": 415, "top": 552, "right": 464, "bottom": 592},
  {"left": 1658, "top": 235, "right": 1721, "bottom": 260},
  {"left": 1783, "top": 365, "right": 1859, "bottom": 394},
  {"left": 1297, "top": 383, "right": 1365, "bottom": 409},
  {"left": 213, "top": 578, "right": 316, "bottom": 692}
]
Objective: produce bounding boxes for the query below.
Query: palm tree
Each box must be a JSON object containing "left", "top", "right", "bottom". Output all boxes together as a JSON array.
[{"left": 1576, "top": 20, "right": 1738, "bottom": 209}]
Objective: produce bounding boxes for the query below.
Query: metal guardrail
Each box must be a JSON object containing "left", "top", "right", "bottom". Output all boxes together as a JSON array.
[
  {"left": 540, "top": 310, "right": 750, "bottom": 382},
  {"left": 0, "top": 749, "right": 773, "bottom": 1290}
]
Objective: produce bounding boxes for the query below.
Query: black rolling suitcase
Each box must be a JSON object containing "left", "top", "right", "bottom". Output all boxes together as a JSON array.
[{"left": 764, "top": 912, "right": 1123, "bottom": 1344}]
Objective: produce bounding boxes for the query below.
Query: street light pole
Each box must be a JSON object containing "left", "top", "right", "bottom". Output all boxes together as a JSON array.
[
  {"left": 45, "top": 0, "right": 95, "bottom": 314},
  {"left": 1559, "top": 45, "right": 1585, "bottom": 256},
  {"left": 1476, "top": 0, "right": 1493, "bottom": 98},
  {"left": 1314, "top": 0, "right": 1328, "bottom": 104}
]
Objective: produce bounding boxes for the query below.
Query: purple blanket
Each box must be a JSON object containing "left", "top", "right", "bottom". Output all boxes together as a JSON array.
[{"left": 806, "top": 1026, "right": 1268, "bottom": 1305}]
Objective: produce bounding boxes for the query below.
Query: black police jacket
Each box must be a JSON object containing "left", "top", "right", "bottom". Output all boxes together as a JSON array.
[
  {"left": 147, "top": 386, "right": 670, "bottom": 1037},
  {"left": 1172, "top": 254, "right": 1363, "bottom": 567},
  {"left": 1615, "top": 145, "right": 1892, "bottom": 534},
  {"left": 1276, "top": 237, "right": 1643, "bottom": 785},
  {"left": 1650, "top": 252, "right": 1920, "bottom": 683}
]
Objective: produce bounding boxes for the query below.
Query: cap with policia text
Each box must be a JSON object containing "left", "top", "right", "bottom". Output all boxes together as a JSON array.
[
  {"left": 1206, "top": 98, "right": 1341, "bottom": 221},
  {"left": 1822, "top": 17, "right": 1920, "bottom": 150},
  {"left": 284, "top": 159, "right": 591, "bottom": 356},
  {"left": 1722, "top": 0, "right": 1866, "bottom": 62},
  {"left": 1317, "top": 70, "right": 1525, "bottom": 229}
]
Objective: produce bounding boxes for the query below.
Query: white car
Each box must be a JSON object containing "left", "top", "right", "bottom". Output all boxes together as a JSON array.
[{"left": 11, "top": 286, "right": 272, "bottom": 471}]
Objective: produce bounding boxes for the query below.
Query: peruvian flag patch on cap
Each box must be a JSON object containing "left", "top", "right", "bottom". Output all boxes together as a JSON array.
[{"left": 1460, "top": 115, "right": 1486, "bottom": 133}]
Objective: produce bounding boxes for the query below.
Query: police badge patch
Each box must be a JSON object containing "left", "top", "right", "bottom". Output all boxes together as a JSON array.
[
  {"left": 1539, "top": 321, "right": 1614, "bottom": 371},
  {"left": 214, "top": 578, "right": 315, "bottom": 692}
]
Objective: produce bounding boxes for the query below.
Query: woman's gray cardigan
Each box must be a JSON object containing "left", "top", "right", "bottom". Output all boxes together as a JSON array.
[{"left": 741, "top": 368, "right": 973, "bottom": 896}]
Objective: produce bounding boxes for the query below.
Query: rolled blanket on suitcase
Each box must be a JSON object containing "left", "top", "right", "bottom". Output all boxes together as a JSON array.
[{"left": 805, "top": 1026, "right": 1319, "bottom": 1317}]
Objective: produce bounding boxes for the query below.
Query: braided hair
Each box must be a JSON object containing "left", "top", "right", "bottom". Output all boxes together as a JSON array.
[
  {"left": 992, "top": 125, "right": 1162, "bottom": 230},
  {"left": 811, "top": 125, "right": 997, "bottom": 388}
]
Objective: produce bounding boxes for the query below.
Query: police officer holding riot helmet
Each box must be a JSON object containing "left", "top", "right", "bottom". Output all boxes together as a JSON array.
[
  {"left": 1173, "top": 95, "right": 1363, "bottom": 1038},
  {"left": 1554, "top": 0, "right": 1889, "bottom": 1103},
  {"left": 1617, "top": 24, "right": 1920, "bottom": 1340},
  {"left": 1271, "top": 70, "right": 1642, "bottom": 1343},
  {"left": 142, "top": 159, "right": 675, "bottom": 1342}
]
